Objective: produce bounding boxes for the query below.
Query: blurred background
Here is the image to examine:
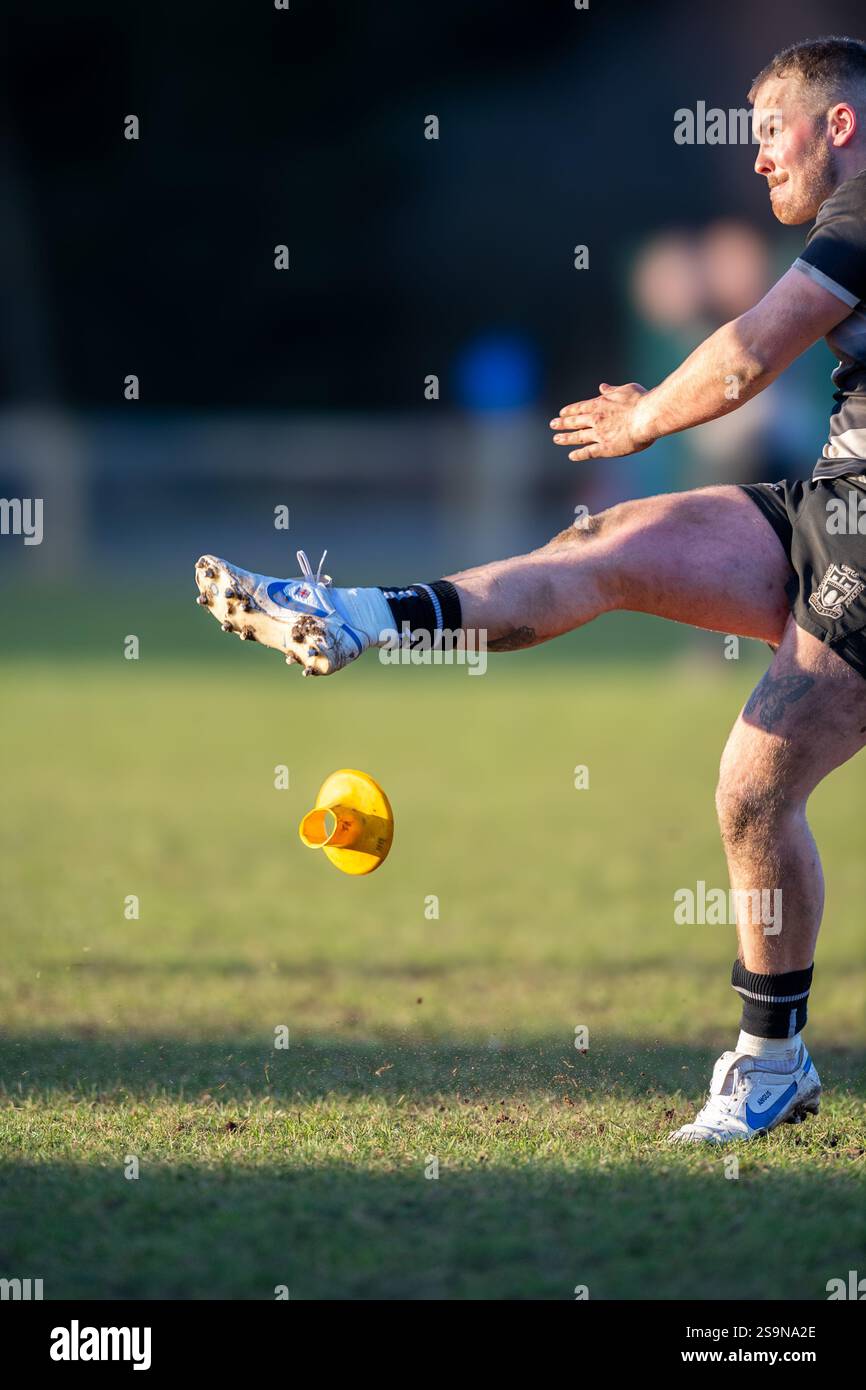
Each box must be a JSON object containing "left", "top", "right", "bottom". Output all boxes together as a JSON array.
[
  {"left": 0, "top": 0, "right": 860, "bottom": 594},
  {"left": 3, "top": 0, "right": 866, "bottom": 1303}
]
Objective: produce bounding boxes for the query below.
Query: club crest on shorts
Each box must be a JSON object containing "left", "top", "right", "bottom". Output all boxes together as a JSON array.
[{"left": 809, "top": 563, "right": 864, "bottom": 619}]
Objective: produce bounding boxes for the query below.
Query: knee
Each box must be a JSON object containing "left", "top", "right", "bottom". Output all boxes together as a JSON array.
[
  {"left": 715, "top": 763, "right": 786, "bottom": 850},
  {"left": 544, "top": 510, "right": 606, "bottom": 549},
  {"left": 543, "top": 501, "right": 628, "bottom": 550}
]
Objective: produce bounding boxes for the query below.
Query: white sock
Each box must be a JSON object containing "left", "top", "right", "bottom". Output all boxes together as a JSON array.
[
  {"left": 738, "top": 1029, "right": 801, "bottom": 1063},
  {"left": 331, "top": 586, "right": 394, "bottom": 647}
]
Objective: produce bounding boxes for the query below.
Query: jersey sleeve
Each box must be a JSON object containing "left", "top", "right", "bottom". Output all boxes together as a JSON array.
[{"left": 793, "top": 174, "right": 866, "bottom": 308}]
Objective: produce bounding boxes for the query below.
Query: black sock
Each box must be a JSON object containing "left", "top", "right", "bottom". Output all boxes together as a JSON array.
[
  {"left": 379, "top": 580, "right": 462, "bottom": 641},
  {"left": 731, "top": 959, "right": 813, "bottom": 1038}
]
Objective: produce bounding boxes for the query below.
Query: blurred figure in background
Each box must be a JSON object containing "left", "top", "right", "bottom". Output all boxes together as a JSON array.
[{"left": 621, "top": 220, "right": 827, "bottom": 501}]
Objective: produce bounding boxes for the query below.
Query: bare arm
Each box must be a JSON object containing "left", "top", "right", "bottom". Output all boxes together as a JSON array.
[{"left": 551, "top": 266, "right": 854, "bottom": 462}]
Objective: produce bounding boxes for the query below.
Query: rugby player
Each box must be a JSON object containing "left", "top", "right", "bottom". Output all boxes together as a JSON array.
[{"left": 195, "top": 37, "right": 866, "bottom": 1143}]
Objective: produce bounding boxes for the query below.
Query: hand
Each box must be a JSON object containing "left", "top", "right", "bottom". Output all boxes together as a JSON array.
[{"left": 550, "top": 382, "right": 652, "bottom": 461}]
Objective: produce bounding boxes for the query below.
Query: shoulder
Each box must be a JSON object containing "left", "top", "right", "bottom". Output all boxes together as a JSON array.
[
  {"left": 810, "top": 170, "right": 866, "bottom": 235},
  {"left": 796, "top": 171, "right": 866, "bottom": 306}
]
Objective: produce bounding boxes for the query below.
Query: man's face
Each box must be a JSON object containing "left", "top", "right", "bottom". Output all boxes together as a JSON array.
[{"left": 752, "top": 76, "right": 838, "bottom": 224}]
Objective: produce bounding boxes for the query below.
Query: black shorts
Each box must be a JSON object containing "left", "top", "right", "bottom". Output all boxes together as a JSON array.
[{"left": 740, "top": 475, "right": 866, "bottom": 681}]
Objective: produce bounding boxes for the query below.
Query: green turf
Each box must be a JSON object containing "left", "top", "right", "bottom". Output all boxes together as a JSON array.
[{"left": 1, "top": 630, "right": 865, "bottom": 1299}]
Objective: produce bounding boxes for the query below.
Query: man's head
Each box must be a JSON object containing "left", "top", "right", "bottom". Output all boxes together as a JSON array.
[{"left": 749, "top": 36, "right": 866, "bottom": 224}]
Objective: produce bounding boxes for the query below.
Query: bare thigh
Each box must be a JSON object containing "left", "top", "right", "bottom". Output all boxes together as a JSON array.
[
  {"left": 574, "top": 484, "right": 794, "bottom": 643},
  {"left": 455, "top": 484, "right": 794, "bottom": 646}
]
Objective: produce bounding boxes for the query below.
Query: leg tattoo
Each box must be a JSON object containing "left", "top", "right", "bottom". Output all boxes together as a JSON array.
[
  {"left": 487, "top": 626, "right": 538, "bottom": 652},
  {"left": 743, "top": 670, "right": 815, "bottom": 733}
]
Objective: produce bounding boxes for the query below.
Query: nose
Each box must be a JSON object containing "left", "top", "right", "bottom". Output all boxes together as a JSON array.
[{"left": 754, "top": 144, "right": 773, "bottom": 177}]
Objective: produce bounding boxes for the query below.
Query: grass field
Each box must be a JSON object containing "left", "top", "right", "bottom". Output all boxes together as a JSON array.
[{"left": 1, "top": 603, "right": 865, "bottom": 1300}]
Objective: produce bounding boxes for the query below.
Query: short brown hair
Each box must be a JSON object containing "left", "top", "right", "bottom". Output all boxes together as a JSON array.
[{"left": 748, "top": 35, "right": 866, "bottom": 109}]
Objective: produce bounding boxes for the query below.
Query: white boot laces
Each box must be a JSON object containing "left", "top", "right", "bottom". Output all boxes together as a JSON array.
[
  {"left": 296, "top": 550, "right": 335, "bottom": 612},
  {"left": 296, "top": 549, "right": 332, "bottom": 586}
]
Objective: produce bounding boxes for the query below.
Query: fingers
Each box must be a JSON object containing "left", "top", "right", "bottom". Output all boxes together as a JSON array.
[
  {"left": 549, "top": 412, "right": 592, "bottom": 431},
  {"left": 550, "top": 404, "right": 596, "bottom": 452},
  {"left": 568, "top": 444, "right": 601, "bottom": 462},
  {"left": 553, "top": 383, "right": 641, "bottom": 422},
  {"left": 552, "top": 428, "right": 595, "bottom": 446}
]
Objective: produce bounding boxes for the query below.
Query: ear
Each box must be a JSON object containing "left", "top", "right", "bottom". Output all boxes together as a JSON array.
[{"left": 829, "top": 101, "right": 857, "bottom": 148}]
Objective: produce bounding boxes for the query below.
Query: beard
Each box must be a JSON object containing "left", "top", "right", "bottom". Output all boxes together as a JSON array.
[{"left": 771, "top": 131, "right": 839, "bottom": 225}]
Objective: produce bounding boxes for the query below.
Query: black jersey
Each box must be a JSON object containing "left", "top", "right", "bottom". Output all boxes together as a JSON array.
[{"left": 793, "top": 168, "right": 866, "bottom": 479}]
